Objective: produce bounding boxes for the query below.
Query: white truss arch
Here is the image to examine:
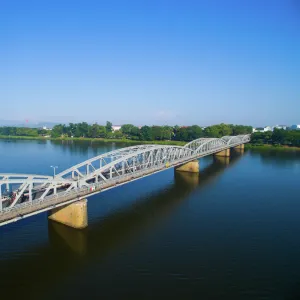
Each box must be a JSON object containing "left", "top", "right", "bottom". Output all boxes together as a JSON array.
[
  {"left": 57, "top": 145, "right": 194, "bottom": 187},
  {"left": 194, "top": 138, "right": 228, "bottom": 154},
  {"left": 183, "top": 138, "right": 211, "bottom": 151},
  {"left": 56, "top": 144, "right": 158, "bottom": 180},
  {"left": 242, "top": 135, "right": 251, "bottom": 143},
  {"left": 223, "top": 136, "right": 241, "bottom": 146}
]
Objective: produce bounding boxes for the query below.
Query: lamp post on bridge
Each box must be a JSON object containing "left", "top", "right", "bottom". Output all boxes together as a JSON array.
[{"left": 50, "top": 166, "right": 58, "bottom": 178}]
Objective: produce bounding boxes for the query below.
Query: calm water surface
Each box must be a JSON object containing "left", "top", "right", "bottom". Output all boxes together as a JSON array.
[{"left": 1, "top": 139, "right": 300, "bottom": 299}]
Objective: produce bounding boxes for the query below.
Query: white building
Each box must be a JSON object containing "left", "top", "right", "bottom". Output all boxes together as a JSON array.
[
  {"left": 263, "top": 126, "right": 273, "bottom": 132},
  {"left": 253, "top": 126, "right": 273, "bottom": 133},
  {"left": 274, "top": 125, "right": 288, "bottom": 130},
  {"left": 252, "top": 127, "right": 265, "bottom": 133},
  {"left": 112, "top": 125, "right": 122, "bottom": 132},
  {"left": 41, "top": 126, "right": 52, "bottom": 131},
  {"left": 290, "top": 124, "right": 300, "bottom": 130}
]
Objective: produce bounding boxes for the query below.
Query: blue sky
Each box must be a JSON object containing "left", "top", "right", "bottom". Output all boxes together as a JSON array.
[{"left": 1, "top": 0, "right": 299, "bottom": 126}]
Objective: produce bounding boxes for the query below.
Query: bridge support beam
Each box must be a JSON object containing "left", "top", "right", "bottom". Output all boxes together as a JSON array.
[
  {"left": 214, "top": 148, "right": 230, "bottom": 157},
  {"left": 175, "top": 160, "right": 199, "bottom": 173},
  {"left": 48, "top": 199, "right": 88, "bottom": 229}
]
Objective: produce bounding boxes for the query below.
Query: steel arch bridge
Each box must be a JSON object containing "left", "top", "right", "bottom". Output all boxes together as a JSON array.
[{"left": 0, "top": 134, "right": 250, "bottom": 226}]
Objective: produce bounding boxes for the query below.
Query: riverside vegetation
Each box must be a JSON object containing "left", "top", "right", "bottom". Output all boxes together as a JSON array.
[
  {"left": 247, "top": 129, "right": 300, "bottom": 151},
  {"left": 1, "top": 122, "right": 300, "bottom": 149},
  {"left": 0, "top": 122, "right": 251, "bottom": 143}
]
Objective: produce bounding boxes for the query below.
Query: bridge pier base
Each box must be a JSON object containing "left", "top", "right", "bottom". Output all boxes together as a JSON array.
[
  {"left": 234, "top": 148, "right": 244, "bottom": 155},
  {"left": 175, "top": 160, "right": 199, "bottom": 173},
  {"left": 234, "top": 144, "right": 244, "bottom": 150},
  {"left": 48, "top": 199, "right": 88, "bottom": 229},
  {"left": 233, "top": 144, "right": 245, "bottom": 154},
  {"left": 214, "top": 156, "right": 230, "bottom": 165},
  {"left": 214, "top": 149, "right": 230, "bottom": 157}
]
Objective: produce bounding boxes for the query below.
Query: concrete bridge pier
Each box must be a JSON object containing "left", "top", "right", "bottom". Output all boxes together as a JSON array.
[
  {"left": 214, "top": 148, "right": 230, "bottom": 157},
  {"left": 175, "top": 160, "right": 199, "bottom": 173},
  {"left": 48, "top": 199, "right": 88, "bottom": 229},
  {"left": 233, "top": 144, "right": 245, "bottom": 154}
]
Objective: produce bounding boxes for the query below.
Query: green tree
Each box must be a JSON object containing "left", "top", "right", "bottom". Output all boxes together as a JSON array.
[
  {"left": 98, "top": 126, "right": 107, "bottom": 138},
  {"left": 204, "top": 126, "right": 220, "bottom": 137},
  {"left": 106, "top": 121, "right": 112, "bottom": 133},
  {"left": 37, "top": 129, "right": 48, "bottom": 136},
  {"left": 90, "top": 123, "right": 101, "bottom": 138},
  {"left": 140, "top": 126, "right": 152, "bottom": 141},
  {"left": 51, "top": 124, "right": 65, "bottom": 138},
  {"left": 113, "top": 130, "right": 124, "bottom": 139},
  {"left": 272, "top": 128, "right": 285, "bottom": 145},
  {"left": 151, "top": 126, "right": 164, "bottom": 140},
  {"left": 121, "top": 124, "right": 135, "bottom": 135},
  {"left": 121, "top": 124, "right": 140, "bottom": 139},
  {"left": 175, "top": 127, "right": 189, "bottom": 141},
  {"left": 188, "top": 125, "right": 203, "bottom": 140},
  {"left": 130, "top": 126, "right": 140, "bottom": 140}
]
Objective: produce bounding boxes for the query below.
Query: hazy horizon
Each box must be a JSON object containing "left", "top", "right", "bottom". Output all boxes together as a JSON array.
[
  {"left": 0, "top": 118, "right": 295, "bottom": 129},
  {"left": 1, "top": 1, "right": 299, "bottom": 126}
]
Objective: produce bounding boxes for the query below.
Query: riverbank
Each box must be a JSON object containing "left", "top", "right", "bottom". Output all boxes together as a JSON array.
[
  {"left": 0, "top": 135, "right": 186, "bottom": 146},
  {"left": 1, "top": 135, "right": 300, "bottom": 150},
  {"left": 245, "top": 144, "right": 300, "bottom": 151}
]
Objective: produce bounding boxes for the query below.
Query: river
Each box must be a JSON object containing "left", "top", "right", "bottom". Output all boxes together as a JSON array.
[{"left": 1, "top": 139, "right": 300, "bottom": 299}]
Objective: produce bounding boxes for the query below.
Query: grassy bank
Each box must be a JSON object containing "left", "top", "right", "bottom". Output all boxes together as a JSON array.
[
  {"left": 0, "top": 135, "right": 186, "bottom": 146},
  {"left": 245, "top": 144, "right": 300, "bottom": 151},
  {"left": 2, "top": 135, "right": 299, "bottom": 150},
  {"left": 0, "top": 135, "right": 47, "bottom": 140}
]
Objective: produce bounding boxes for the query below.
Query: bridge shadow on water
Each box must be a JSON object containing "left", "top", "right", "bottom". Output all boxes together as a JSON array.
[{"left": 0, "top": 154, "right": 242, "bottom": 299}]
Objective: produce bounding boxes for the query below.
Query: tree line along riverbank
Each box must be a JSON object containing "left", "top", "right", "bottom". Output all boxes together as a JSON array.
[
  {"left": 1, "top": 135, "right": 299, "bottom": 151},
  {"left": 1, "top": 123, "right": 300, "bottom": 150},
  {"left": 250, "top": 129, "right": 300, "bottom": 148},
  {"left": 0, "top": 123, "right": 251, "bottom": 142},
  {"left": 0, "top": 135, "right": 187, "bottom": 146}
]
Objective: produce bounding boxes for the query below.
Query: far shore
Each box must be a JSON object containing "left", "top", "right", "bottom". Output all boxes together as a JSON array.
[
  {"left": 0, "top": 135, "right": 186, "bottom": 146},
  {"left": 245, "top": 144, "right": 300, "bottom": 151},
  {"left": 1, "top": 135, "right": 300, "bottom": 151}
]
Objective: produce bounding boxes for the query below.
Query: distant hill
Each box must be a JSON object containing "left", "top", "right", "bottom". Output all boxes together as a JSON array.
[{"left": 0, "top": 120, "right": 59, "bottom": 129}]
